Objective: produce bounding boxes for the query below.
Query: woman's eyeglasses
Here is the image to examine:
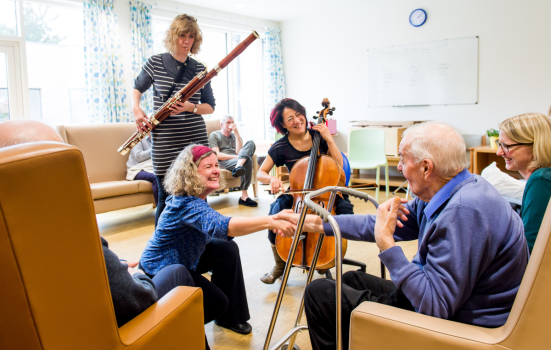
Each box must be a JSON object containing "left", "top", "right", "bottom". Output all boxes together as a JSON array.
[{"left": 494, "top": 140, "right": 533, "bottom": 153}]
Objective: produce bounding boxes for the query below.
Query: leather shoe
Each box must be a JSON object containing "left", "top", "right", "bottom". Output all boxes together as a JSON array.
[
  {"left": 214, "top": 320, "right": 252, "bottom": 335},
  {"left": 239, "top": 198, "right": 258, "bottom": 207},
  {"left": 232, "top": 166, "right": 246, "bottom": 177}
]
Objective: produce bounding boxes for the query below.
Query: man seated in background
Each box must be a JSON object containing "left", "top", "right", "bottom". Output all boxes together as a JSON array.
[
  {"left": 209, "top": 115, "right": 257, "bottom": 207},
  {"left": 0, "top": 121, "right": 204, "bottom": 341},
  {"left": 276, "top": 122, "right": 529, "bottom": 350}
]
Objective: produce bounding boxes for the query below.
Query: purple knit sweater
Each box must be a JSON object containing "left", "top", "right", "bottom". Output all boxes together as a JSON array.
[{"left": 323, "top": 169, "right": 528, "bottom": 327}]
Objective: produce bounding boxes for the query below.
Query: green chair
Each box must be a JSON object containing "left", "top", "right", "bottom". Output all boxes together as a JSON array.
[{"left": 348, "top": 129, "right": 389, "bottom": 201}]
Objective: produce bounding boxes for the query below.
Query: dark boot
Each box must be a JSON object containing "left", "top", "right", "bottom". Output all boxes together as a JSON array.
[{"left": 261, "top": 244, "right": 286, "bottom": 284}]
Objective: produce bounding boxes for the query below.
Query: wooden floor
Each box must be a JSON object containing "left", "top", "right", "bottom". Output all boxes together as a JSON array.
[{"left": 99, "top": 184, "right": 418, "bottom": 350}]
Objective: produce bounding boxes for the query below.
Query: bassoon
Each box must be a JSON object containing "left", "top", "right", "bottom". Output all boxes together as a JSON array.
[{"left": 118, "top": 30, "right": 260, "bottom": 155}]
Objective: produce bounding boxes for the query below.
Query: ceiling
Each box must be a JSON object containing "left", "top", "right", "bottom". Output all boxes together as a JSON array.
[{"left": 173, "top": 0, "right": 337, "bottom": 22}]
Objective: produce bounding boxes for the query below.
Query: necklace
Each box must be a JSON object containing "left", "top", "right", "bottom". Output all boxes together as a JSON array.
[{"left": 171, "top": 55, "right": 187, "bottom": 70}]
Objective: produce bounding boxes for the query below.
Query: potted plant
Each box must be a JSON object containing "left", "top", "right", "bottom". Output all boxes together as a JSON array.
[{"left": 487, "top": 128, "right": 499, "bottom": 149}]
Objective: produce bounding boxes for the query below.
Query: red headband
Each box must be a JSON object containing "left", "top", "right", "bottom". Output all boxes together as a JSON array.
[{"left": 192, "top": 145, "right": 213, "bottom": 163}]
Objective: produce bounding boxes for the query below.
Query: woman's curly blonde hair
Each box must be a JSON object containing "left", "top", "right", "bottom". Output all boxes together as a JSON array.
[
  {"left": 164, "top": 14, "right": 203, "bottom": 55},
  {"left": 164, "top": 144, "right": 226, "bottom": 197}
]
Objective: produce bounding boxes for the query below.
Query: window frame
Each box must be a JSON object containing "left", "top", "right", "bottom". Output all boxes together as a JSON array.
[{"left": 0, "top": 0, "right": 31, "bottom": 119}]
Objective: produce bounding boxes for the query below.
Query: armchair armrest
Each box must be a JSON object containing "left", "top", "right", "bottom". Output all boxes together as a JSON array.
[
  {"left": 349, "top": 302, "right": 507, "bottom": 350},
  {"left": 119, "top": 286, "right": 205, "bottom": 349}
]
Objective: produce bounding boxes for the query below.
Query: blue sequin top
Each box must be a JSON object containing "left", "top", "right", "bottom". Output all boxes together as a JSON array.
[{"left": 140, "top": 195, "right": 231, "bottom": 274}]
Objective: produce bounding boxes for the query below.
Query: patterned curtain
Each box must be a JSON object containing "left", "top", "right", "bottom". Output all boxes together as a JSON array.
[
  {"left": 83, "top": 0, "right": 131, "bottom": 123},
  {"left": 129, "top": 0, "right": 153, "bottom": 115},
  {"left": 263, "top": 27, "right": 286, "bottom": 137}
]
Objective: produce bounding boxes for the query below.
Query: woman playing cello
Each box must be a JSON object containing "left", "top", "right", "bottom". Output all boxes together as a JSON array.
[{"left": 257, "top": 98, "right": 354, "bottom": 284}]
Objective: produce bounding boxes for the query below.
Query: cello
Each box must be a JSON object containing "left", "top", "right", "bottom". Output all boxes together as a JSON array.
[{"left": 275, "top": 98, "right": 348, "bottom": 271}]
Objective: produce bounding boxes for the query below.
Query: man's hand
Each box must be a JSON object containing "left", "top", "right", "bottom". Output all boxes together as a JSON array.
[
  {"left": 269, "top": 216, "right": 296, "bottom": 237},
  {"left": 273, "top": 209, "right": 298, "bottom": 225},
  {"left": 229, "top": 123, "right": 239, "bottom": 135},
  {"left": 374, "top": 197, "right": 409, "bottom": 252}
]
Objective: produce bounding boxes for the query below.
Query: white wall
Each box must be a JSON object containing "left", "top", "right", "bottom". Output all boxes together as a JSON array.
[{"left": 280, "top": 0, "right": 551, "bottom": 151}]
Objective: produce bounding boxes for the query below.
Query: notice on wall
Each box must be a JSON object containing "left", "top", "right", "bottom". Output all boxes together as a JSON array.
[{"left": 367, "top": 37, "right": 478, "bottom": 106}]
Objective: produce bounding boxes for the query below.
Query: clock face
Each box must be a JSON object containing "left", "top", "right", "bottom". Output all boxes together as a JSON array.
[{"left": 410, "top": 9, "right": 427, "bottom": 27}]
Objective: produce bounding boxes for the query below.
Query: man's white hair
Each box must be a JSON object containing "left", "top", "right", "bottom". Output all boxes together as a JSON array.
[
  {"left": 0, "top": 120, "right": 63, "bottom": 148},
  {"left": 220, "top": 115, "right": 234, "bottom": 124},
  {"left": 402, "top": 121, "right": 467, "bottom": 177}
]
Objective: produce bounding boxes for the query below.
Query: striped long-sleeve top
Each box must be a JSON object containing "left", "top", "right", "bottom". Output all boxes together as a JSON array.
[{"left": 134, "top": 53, "right": 216, "bottom": 176}]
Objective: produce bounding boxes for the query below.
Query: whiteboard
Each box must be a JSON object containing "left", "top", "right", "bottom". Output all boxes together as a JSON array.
[{"left": 367, "top": 37, "right": 478, "bottom": 106}]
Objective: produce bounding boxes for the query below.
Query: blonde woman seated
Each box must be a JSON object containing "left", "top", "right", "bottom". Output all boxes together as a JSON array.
[
  {"left": 140, "top": 144, "right": 295, "bottom": 335},
  {"left": 497, "top": 113, "right": 551, "bottom": 253}
]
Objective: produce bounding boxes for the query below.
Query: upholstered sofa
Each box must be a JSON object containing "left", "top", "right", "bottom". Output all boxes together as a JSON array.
[{"left": 56, "top": 118, "right": 257, "bottom": 214}]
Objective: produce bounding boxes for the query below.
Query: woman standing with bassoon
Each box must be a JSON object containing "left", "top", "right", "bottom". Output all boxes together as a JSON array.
[
  {"left": 257, "top": 98, "right": 355, "bottom": 284},
  {"left": 133, "top": 14, "right": 215, "bottom": 226}
]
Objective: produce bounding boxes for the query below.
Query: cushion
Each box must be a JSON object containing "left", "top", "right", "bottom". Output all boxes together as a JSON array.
[
  {"left": 481, "top": 162, "right": 525, "bottom": 201},
  {"left": 91, "top": 181, "right": 142, "bottom": 200}
]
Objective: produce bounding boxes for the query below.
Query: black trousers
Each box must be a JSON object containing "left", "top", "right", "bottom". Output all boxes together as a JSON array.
[
  {"left": 150, "top": 264, "right": 211, "bottom": 350},
  {"left": 267, "top": 194, "right": 354, "bottom": 245},
  {"left": 304, "top": 271, "right": 414, "bottom": 350},
  {"left": 189, "top": 238, "right": 250, "bottom": 325}
]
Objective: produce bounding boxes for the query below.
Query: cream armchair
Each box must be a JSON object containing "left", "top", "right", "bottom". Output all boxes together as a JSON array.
[
  {"left": 0, "top": 142, "right": 205, "bottom": 350},
  {"left": 350, "top": 198, "right": 551, "bottom": 350}
]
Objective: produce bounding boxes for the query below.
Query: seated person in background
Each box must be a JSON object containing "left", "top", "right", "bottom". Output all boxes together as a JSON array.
[
  {"left": 276, "top": 121, "right": 529, "bottom": 350},
  {"left": 257, "top": 98, "right": 354, "bottom": 284},
  {"left": 0, "top": 120, "right": 203, "bottom": 344},
  {"left": 126, "top": 135, "right": 158, "bottom": 206},
  {"left": 497, "top": 112, "right": 551, "bottom": 253},
  {"left": 209, "top": 115, "right": 257, "bottom": 207},
  {"left": 139, "top": 144, "right": 294, "bottom": 335}
]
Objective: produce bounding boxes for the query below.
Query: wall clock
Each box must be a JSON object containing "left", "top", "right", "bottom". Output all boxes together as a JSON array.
[{"left": 410, "top": 9, "right": 427, "bottom": 27}]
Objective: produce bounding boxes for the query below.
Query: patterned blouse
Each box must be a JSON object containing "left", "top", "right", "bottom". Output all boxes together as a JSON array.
[{"left": 140, "top": 195, "right": 231, "bottom": 275}]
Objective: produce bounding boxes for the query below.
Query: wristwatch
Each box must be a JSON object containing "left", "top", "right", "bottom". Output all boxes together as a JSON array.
[{"left": 193, "top": 104, "right": 198, "bottom": 114}]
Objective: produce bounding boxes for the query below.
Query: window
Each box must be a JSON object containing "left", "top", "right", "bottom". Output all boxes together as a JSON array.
[
  {"left": 28, "top": 87, "right": 40, "bottom": 120},
  {"left": 229, "top": 33, "right": 264, "bottom": 143},
  {"left": 151, "top": 20, "right": 266, "bottom": 141},
  {"left": 0, "top": 53, "right": 9, "bottom": 122},
  {"left": 24, "top": 2, "right": 86, "bottom": 126},
  {"left": 0, "top": 0, "right": 18, "bottom": 37}
]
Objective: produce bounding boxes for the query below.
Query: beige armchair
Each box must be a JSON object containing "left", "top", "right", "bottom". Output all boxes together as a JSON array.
[
  {"left": 0, "top": 142, "right": 205, "bottom": 350},
  {"left": 350, "top": 198, "right": 551, "bottom": 350},
  {"left": 204, "top": 118, "right": 259, "bottom": 198}
]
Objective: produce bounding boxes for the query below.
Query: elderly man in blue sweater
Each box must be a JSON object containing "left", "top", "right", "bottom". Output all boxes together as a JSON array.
[{"left": 276, "top": 121, "right": 529, "bottom": 350}]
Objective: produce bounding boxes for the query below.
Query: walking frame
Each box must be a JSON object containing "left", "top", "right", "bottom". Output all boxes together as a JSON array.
[{"left": 263, "top": 186, "right": 379, "bottom": 350}]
